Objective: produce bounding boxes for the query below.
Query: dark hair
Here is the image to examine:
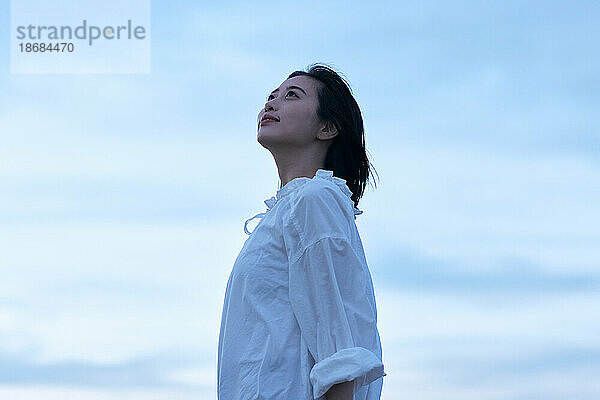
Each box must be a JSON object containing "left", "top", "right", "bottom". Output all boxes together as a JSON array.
[{"left": 279, "top": 63, "right": 379, "bottom": 208}]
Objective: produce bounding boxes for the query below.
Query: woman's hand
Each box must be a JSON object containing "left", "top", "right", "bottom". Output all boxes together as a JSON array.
[{"left": 324, "top": 380, "right": 354, "bottom": 399}]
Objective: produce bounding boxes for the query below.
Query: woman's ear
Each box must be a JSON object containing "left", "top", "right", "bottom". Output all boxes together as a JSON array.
[{"left": 317, "top": 121, "right": 338, "bottom": 140}]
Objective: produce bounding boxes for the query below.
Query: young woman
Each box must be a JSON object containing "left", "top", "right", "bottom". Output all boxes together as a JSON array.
[{"left": 217, "top": 64, "right": 385, "bottom": 400}]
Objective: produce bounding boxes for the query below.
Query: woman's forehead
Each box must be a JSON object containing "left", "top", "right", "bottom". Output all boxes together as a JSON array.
[{"left": 274, "top": 75, "right": 319, "bottom": 95}]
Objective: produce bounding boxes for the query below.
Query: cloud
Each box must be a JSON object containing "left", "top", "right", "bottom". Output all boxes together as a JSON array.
[
  {"left": 374, "top": 246, "right": 599, "bottom": 294},
  {"left": 376, "top": 289, "right": 600, "bottom": 399},
  {"left": 0, "top": 348, "right": 205, "bottom": 389},
  {"left": 359, "top": 144, "right": 600, "bottom": 274},
  {"left": 0, "top": 386, "right": 212, "bottom": 400}
]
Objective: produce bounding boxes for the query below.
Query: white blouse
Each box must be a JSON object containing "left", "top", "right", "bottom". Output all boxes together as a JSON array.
[{"left": 217, "top": 169, "right": 386, "bottom": 400}]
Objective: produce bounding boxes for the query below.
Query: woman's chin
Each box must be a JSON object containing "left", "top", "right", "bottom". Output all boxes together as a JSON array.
[
  {"left": 257, "top": 131, "right": 287, "bottom": 149},
  {"left": 257, "top": 128, "right": 278, "bottom": 139}
]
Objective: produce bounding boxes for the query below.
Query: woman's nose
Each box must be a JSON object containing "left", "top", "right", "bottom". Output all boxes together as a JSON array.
[{"left": 264, "top": 98, "right": 277, "bottom": 112}]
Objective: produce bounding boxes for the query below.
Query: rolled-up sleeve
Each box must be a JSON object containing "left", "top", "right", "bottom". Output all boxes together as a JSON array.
[{"left": 285, "top": 184, "right": 385, "bottom": 399}]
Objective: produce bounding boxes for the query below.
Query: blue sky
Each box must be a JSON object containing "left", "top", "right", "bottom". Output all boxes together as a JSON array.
[{"left": 1, "top": 1, "right": 599, "bottom": 399}]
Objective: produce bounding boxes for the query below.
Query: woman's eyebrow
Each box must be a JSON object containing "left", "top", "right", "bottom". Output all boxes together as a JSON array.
[{"left": 270, "top": 85, "right": 307, "bottom": 95}]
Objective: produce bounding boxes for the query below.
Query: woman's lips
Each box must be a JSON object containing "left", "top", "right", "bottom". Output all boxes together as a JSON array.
[{"left": 260, "top": 119, "right": 278, "bottom": 125}]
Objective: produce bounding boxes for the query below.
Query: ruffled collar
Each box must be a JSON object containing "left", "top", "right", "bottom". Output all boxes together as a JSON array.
[
  {"left": 246, "top": 169, "right": 363, "bottom": 234},
  {"left": 263, "top": 169, "right": 363, "bottom": 217}
]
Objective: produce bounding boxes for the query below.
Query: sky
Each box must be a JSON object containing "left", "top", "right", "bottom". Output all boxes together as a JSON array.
[{"left": 1, "top": 0, "right": 599, "bottom": 399}]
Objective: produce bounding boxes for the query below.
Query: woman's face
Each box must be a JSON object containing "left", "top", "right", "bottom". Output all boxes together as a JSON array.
[{"left": 257, "top": 75, "right": 325, "bottom": 149}]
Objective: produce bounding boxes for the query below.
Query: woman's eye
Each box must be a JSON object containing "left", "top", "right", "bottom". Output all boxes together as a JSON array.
[{"left": 266, "top": 91, "right": 297, "bottom": 101}]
